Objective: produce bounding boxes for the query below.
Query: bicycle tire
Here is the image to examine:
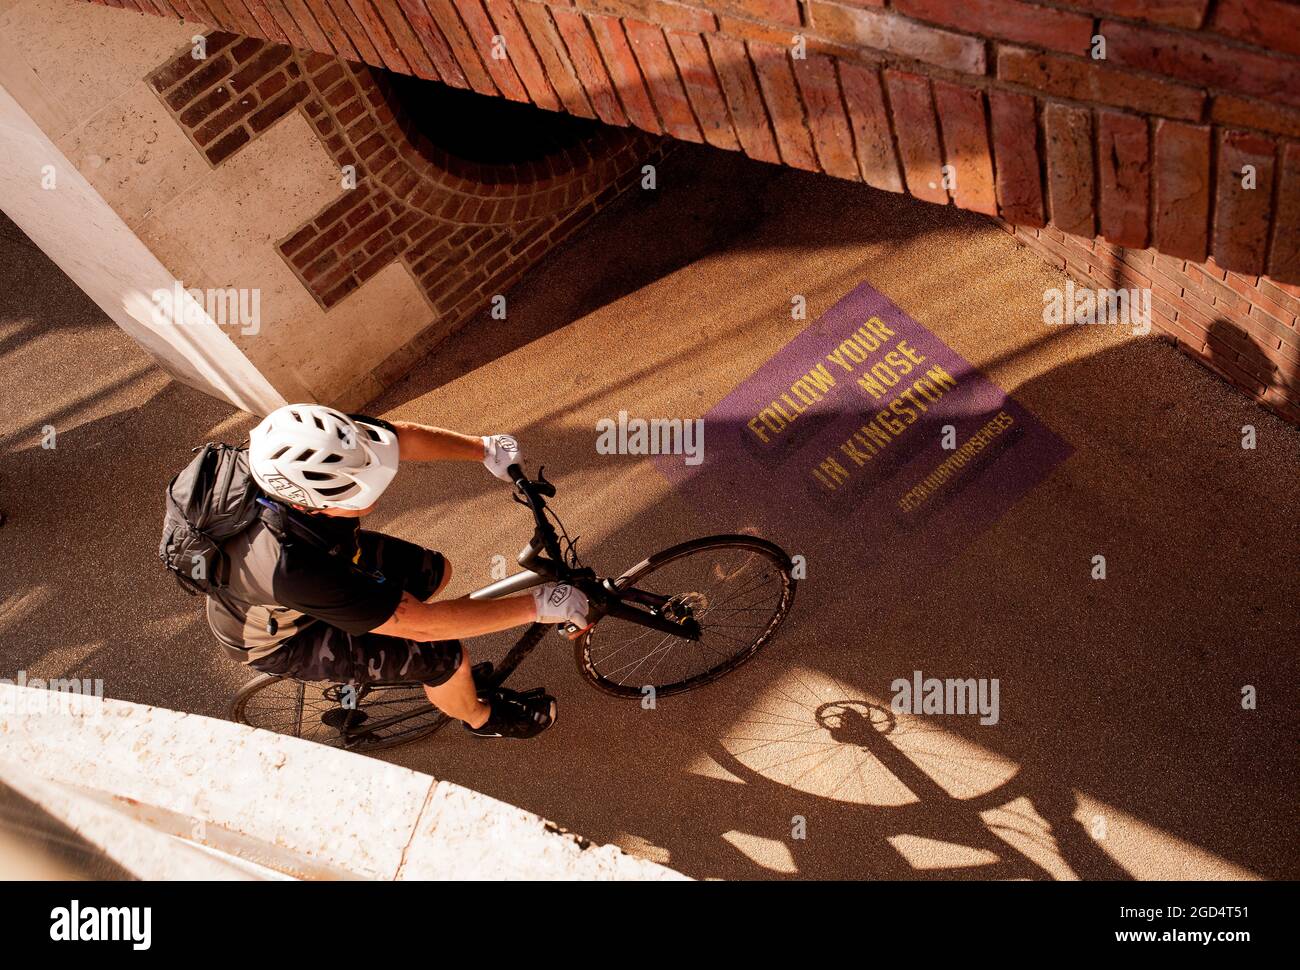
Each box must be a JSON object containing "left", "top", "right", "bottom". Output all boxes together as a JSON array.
[
  {"left": 228, "top": 674, "right": 452, "bottom": 752},
  {"left": 574, "top": 533, "right": 796, "bottom": 698}
]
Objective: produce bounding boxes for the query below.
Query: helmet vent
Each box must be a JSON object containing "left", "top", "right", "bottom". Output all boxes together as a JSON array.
[{"left": 250, "top": 404, "right": 398, "bottom": 511}]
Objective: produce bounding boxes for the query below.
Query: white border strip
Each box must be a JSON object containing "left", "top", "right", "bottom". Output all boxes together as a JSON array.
[{"left": 0, "top": 84, "right": 284, "bottom": 416}]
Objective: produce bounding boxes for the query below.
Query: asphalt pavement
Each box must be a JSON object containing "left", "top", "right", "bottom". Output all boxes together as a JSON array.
[{"left": 3, "top": 143, "right": 1296, "bottom": 880}]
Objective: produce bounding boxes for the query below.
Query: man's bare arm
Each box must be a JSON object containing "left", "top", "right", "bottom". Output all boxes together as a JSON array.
[
  {"left": 391, "top": 421, "right": 486, "bottom": 463},
  {"left": 372, "top": 591, "right": 537, "bottom": 641}
]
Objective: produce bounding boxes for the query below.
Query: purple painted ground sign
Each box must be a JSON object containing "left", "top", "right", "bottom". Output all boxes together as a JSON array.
[{"left": 657, "top": 282, "right": 1073, "bottom": 574}]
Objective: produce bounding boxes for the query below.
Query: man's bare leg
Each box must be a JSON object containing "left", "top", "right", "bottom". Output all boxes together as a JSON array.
[
  {"left": 424, "top": 646, "right": 490, "bottom": 728},
  {"left": 419, "top": 561, "right": 490, "bottom": 727}
]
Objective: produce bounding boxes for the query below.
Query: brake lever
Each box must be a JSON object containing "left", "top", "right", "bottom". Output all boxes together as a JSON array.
[{"left": 534, "top": 465, "right": 557, "bottom": 498}]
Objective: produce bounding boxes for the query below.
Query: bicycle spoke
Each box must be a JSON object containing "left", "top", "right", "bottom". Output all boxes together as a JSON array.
[
  {"left": 581, "top": 538, "right": 793, "bottom": 695},
  {"left": 235, "top": 678, "right": 447, "bottom": 750}
]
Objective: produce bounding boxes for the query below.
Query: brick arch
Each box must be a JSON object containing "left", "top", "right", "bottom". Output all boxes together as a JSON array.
[
  {"left": 273, "top": 47, "right": 653, "bottom": 315},
  {"left": 146, "top": 33, "right": 657, "bottom": 393},
  {"left": 305, "top": 53, "right": 643, "bottom": 226},
  {"left": 124, "top": 0, "right": 1300, "bottom": 424}
]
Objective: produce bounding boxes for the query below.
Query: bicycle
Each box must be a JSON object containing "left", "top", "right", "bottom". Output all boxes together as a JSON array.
[{"left": 230, "top": 464, "right": 797, "bottom": 751}]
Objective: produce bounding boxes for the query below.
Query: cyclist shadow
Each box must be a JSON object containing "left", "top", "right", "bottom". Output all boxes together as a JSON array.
[
  {"left": 392, "top": 319, "right": 1298, "bottom": 881},
  {"left": 695, "top": 699, "right": 1135, "bottom": 880},
  {"left": 542, "top": 576, "right": 1139, "bottom": 881}
]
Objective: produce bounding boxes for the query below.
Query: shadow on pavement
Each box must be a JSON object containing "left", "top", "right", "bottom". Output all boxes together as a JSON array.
[
  {"left": 366, "top": 330, "right": 1298, "bottom": 880},
  {"left": 3, "top": 147, "right": 1296, "bottom": 881},
  {"left": 362, "top": 150, "right": 1298, "bottom": 880}
]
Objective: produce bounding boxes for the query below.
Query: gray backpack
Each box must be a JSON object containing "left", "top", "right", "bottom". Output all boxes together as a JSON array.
[
  {"left": 159, "top": 443, "right": 388, "bottom": 598},
  {"left": 158, "top": 443, "right": 261, "bottom": 596}
]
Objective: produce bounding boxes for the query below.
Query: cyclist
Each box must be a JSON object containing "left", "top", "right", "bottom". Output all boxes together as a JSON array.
[{"left": 207, "top": 403, "right": 589, "bottom": 739}]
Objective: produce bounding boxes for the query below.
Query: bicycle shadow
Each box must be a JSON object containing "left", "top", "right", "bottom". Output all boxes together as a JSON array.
[
  {"left": 367, "top": 215, "right": 1299, "bottom": 881},
  {"left": 5, "top": 142, "right": 1297, "bottom": 880}
]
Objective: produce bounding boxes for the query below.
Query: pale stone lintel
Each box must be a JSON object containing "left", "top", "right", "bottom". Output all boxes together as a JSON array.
[
  {"left": 0, "top": 684, "right": 687, "bottom": 881},
  {"left": 0, "top": 82, "right": 286, "bottom": 415}
]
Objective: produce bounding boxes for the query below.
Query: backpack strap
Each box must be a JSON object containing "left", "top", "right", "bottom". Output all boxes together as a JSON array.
[{"left": 254, "top": 497, "right": 388, "bottom": 585}]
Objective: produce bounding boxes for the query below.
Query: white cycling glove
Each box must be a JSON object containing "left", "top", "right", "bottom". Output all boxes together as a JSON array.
[
  {"left": 532, "top": 583, "right": 590, "bottom": 626},
  {"left": 481, "top": 434, "right": 523, "bottom": 482}
]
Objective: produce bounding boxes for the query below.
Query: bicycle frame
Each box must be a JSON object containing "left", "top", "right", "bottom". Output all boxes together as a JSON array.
[
  {"left": 466, "top": 465, "right": 702, "bottom": 643},
  {"left": 323, "top": 467, "right": 702, "bottom": 746}
]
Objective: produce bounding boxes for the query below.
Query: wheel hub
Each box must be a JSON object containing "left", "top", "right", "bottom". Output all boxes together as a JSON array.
[{"left": 662, "top": 591, "right": 708, "bottom": 621}]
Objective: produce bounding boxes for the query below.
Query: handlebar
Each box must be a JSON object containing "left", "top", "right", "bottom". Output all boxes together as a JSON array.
[
  {"left": 507, "top": 462, "right": 554, "bottom": 499},
  {"left": 507, "top": 463, "right": 566, "bottom": 576},
  {"left": 503, "top": 464, "right": 693, "bottom": 641}
]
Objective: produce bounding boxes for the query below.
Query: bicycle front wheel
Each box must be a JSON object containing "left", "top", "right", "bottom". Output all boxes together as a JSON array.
[{"left": 575, "top": 534, "right": 796, "bottom": 698}]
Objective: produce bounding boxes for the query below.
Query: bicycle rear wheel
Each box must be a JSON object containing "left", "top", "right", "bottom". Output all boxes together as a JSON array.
[
  {"left": 575, "top": 534, "right": 795, "bottom": 698},
  {"left": 229, "top": 676, "right": 451, "bottom": 751}
]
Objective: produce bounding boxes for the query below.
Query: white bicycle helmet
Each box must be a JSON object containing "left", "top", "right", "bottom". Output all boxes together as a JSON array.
[{"left": 248, "top": 404, "right": 399, "bottom": 511}]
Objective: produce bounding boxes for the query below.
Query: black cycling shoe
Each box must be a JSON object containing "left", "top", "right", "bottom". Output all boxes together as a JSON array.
[{"left": 466, "top": 686, "right": 558, "bottom": 739}]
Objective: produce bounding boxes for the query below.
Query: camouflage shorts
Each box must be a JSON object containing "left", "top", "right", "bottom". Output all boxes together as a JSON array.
[{"left": 251, "top": 532, "right": 462, "bottom": 687}]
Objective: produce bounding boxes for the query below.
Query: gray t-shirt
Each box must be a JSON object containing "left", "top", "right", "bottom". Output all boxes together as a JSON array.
[{"left": 207, "top": 515, "right": 403, "bottom": 662}]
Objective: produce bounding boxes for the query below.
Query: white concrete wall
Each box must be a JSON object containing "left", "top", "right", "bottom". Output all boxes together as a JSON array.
[
  {"left": 0, "top": 0, "right": 440, "bottom": 409},
  {"left": 0, "top": 81, "right": 285, "bottom": 415},
  {"left": 0, "top": 683, "right": 686, "bottom": 880}
]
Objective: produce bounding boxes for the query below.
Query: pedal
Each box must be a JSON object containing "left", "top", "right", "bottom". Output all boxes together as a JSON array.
[{"left": 321, "top": 707, "right": 367, "bottom": 731}]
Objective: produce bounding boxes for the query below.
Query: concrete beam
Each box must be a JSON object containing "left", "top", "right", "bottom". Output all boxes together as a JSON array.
[
  {"left": 0, "top": 82, "right": 284, "bottom": 415},
  {"left": 0, "top": 684, "right": 685, "bottom": 880}
]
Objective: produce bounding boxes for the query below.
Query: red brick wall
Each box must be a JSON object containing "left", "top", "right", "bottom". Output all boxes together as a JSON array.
[
  {"left": 88, "top": 1, "right": 1300, "bottom": 419},
  {"left": 1003, "top": 220, "right": 1300, "bottom": 423},
  {"left": 146, "top": 32, "right": 656, "bottom": 397},
  {"left": 89, "top": 1, "right": 1300, "bottom": 280}
]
